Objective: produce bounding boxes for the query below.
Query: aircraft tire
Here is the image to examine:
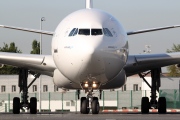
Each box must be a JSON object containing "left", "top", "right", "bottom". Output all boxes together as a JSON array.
[
  {"left": 80, "top": 97, "right": 86, "bottom": 113},
  {"left": 158, "top": 97, "right": 166, "bottom": 114},
  {"left": 30, "top": 97, "right": 37, "bottom": 114},
  {"left": 81, "top": 99, "right": 89, "bottom": 114},
  {"left": 93, "top": 97, "right": 98, "bottom": 101},
  {"left": 91, "top": 98, "right": 99, "bottom": 114},
  {"left": 13, "top": 97, "right": 20, "bottom": 114},
  {"left": 141, "top": 97, "right": 149, "bottom": 114}
]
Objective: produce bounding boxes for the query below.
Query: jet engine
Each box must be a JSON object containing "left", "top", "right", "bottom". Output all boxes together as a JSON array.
[
  {"left": 100, "top": 69, "right": 126, "bottom": 89},
  {"left": 0, "top": 64, "right": 4, "bottom": 68},
  {"left": 175, "top": 64, "right": 180, "bottom": 68},
  {"left": 53, "top": 69, "right": 80, "bottom": 89}
]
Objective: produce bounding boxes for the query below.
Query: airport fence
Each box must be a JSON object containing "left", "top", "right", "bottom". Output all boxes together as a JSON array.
[{"left": 0, "top": 89, "right": 179, "bottom": 112}]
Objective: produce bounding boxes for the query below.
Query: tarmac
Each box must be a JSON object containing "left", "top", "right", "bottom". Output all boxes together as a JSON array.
[
  {"left": 102, "top": 109, "right": 180, "bottom": 113},
  {"left": 0, "top": 111, "right": 180, "bottom": 120}
]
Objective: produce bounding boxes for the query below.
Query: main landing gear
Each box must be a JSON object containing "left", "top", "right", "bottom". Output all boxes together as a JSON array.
[
  {"left": 13, "top": 69, "right": 40, "bottom": 114},
  {"left": 139, "top": 68, "right": 166, "bottom": 114},
  {"left": 79, "top": 89, "right": 100, "bottom": 114}
]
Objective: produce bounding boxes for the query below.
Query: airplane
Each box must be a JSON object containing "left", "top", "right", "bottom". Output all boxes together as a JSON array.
[{"left": 0, "top": 0, "right": 180, "bottom": 114}]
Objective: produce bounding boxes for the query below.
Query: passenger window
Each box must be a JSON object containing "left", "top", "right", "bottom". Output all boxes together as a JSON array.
[
  {"left": 103, "top": 28, "right": 113, "bottom": 37},
  {"left": 79, "top": 29, "right": 90, "bottom": 35},
  {"left": 91, "top": 29, "right": 102, "bottom": 35},
  {"left": 69, "top": 28, "right": 78, "bottom": 36}
]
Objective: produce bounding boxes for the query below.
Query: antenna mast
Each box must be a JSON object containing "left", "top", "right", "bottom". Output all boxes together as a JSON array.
[{"left": 86, "top": 0, "right": 93, "bottom": 9}]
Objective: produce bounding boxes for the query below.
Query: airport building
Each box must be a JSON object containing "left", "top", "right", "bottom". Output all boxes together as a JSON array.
[{"left": 0, "top": 74, "right": 179, "bottom": 112}]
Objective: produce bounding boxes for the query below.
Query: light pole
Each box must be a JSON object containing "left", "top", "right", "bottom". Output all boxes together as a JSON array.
[
  {"left": 39, "top": 17, "right": 45, "bottom": 113},
  {"left": 40, "top": 17, "right": 45, "bottom": 54},
  {"left": 143, "top": 45, "right": 151, "bottom": 53}
]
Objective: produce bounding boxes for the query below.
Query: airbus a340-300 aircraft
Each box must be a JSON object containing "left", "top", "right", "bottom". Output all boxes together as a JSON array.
[{"left": 0, "top": 0, "right": 180, "bottom": 114}]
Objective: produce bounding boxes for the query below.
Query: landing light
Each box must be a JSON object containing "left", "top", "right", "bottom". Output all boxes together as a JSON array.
[
  {"left": 85, "top": 83, "right": 89, "bottom": 87},
  {"left": 92, "top": 83, "right": 97, "bottom": 88}
]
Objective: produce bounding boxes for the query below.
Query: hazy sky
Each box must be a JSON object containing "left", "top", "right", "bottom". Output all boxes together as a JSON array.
[{"left": 0, "top": 0, "right": 180, "bottom": 55}]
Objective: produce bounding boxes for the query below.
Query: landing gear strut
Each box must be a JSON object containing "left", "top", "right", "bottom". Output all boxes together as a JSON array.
[
  {"left": 80, "top": 89, "right": 100, "bottom": 114},
  {"left": 139, "top": 68, "right": 166, "bottom": 114},
  {"left": 13, "top": 69, "right": 39, "bottom": 114}
]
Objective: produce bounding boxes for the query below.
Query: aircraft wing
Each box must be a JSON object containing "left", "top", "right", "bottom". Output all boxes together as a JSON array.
[
  {"left": 127, "top": 25, "right": 180, "bottom": 35},
  {"left": 0, "top": 25, "right": 54, "bottom": 35},
  {"left": 124, "top": 52, "right": 180, "bottom": 76},
  {"left": 0, "top": 52, "right": 56, "bottom": 76}
]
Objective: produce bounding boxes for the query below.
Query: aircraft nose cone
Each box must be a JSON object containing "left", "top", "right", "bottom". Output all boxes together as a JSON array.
[
  {"left": 77, "top": 45, "right": 95, "bottom": 56},
  {"left": 58, "top": 38, "right": 104, "bottom": 83}
]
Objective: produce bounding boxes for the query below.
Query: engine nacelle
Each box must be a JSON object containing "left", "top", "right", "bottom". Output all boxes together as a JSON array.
[
  {"left": 100, "top": 69, "right": 126, "bottom": 89},
  {"left": 53, "top": 69, "right": 80, "bottom": 89},
  {"left": 175, "top": 64, "right": 180, "bottom": 68},
  {"left": 0, "top": 64, "right": 4, "bottom": 68}
]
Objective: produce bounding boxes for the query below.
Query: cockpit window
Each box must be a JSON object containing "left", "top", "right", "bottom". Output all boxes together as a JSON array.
[
  {"left": 78, "top": 29, "right": 90, "bottom": 35},
  {"left": 69, "top": 28, "right": 113, "bottom": 37},
  {"left": 103, "top": 28, "right": 113, "bottom": 37},
  {"left": 91, "top": 29, "right": 102, "bottom": 35},
  {"left": 73, "top": 28, "right": 78, "bottom": 36},
  {"left": 69, "top": 28, "right": 78, "bottom": 36}
]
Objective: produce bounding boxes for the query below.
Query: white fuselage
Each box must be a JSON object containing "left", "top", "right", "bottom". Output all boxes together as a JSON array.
[{"left": 52, "top": 8, "right": 128, "bottom": 88}]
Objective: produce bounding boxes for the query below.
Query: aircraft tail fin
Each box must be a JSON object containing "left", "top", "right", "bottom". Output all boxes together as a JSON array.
[{"left": 86, "top": 0, "right": 93, "bottom": 9}]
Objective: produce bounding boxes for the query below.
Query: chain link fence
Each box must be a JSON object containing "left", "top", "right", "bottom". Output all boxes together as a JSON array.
[{"left": 0, "top": 89, "right": 179, "bottom": 112}]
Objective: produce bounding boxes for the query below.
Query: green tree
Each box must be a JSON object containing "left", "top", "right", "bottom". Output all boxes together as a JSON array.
[
  {"left": 30, "top": 40, "right": 40, "bottom": 54},
  {"left": 167, "top": 44, "right": 180, "bottom": 77},
  {"left": 0, "top": 42, "right": 21, "bottom": 53},
  {"left": 0, "top": 42, "right": 21, "bottom": 74}
]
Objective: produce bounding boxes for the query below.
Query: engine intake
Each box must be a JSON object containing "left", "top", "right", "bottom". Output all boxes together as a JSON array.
[{"left": 53, "top": 69, "right": 80, "bottom": 89}]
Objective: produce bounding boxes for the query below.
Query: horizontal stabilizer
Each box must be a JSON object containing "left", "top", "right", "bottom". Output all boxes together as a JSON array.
[
  {"left": 127, "top": 25, "right": 180, "bottom": 35},
  {"left": 0, "top": 25, "right": 54, "bottom": 36}
]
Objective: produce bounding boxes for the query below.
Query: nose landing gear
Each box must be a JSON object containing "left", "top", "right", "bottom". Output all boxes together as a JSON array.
[
  {"left": 80, "top": 89, "right": 100, "bottom": 114},
  {"left": 91, "top": 97, "right": 100, "bottom": 114}
]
